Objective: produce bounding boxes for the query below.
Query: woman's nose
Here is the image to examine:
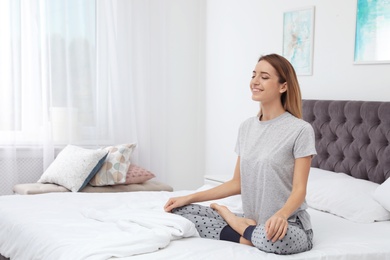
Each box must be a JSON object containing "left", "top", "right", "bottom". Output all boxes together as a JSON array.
[{"left": 251, "top": 77, "right": 260, "bottom": 85}]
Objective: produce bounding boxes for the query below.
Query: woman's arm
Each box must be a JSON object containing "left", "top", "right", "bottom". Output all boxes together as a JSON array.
[
  {"left": 164, "top": 156, "right": 241, "bottom": 212},
  {"left": 265, "top": 155, "right": 312, "bottom": 242}
]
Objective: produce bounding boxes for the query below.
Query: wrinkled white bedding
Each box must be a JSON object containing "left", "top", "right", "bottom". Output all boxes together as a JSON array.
[
  {"left": 1, "top": 187, "right": 390, "bottom": 260},
  {"left": 0, "top": 191, "right": 197, "bottom": 260}
]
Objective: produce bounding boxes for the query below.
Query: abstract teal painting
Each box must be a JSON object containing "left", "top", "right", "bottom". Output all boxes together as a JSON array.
[
  {"left": 354, "top": 0, "right": 390, "bottom": 64},
  {"left": 283, "top": 7, "right": 315, "bottom": 75}
]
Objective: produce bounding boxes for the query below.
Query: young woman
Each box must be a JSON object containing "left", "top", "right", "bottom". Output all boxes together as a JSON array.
[{"left": 164, "top": 53, "right": 316, "bottom": 255}]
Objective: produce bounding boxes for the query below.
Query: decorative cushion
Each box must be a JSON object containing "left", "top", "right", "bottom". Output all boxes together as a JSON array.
[
  {"left": 307, "top": 167, "right": 390, "bottom": 223},
  {"left": 89, "top": 144, "right": 136, "bottom": 186},
  {"left": 374, "top": 177, "right": 390, "bottom": 212},
  {"left": 38, "top": 145, "right": 108, "bottom": 192},
  {"left": 124, "top": 164, "right": 155, "bottom": 184}
]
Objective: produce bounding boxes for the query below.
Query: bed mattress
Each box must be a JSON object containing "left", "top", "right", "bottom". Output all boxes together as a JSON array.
[{"left": 0, "top": 188, "right": 389, "bottom": 260}]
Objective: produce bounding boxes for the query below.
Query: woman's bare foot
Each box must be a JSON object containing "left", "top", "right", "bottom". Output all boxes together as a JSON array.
[
  {"left": 210, "top": 203, "right": 236, "bottom": 222},
  {"left": 210, "top": 203, "right": 257, "bottom": 235}
]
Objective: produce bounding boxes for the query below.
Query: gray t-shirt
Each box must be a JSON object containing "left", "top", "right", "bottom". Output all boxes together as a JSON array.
[{"left": 235, "top": 112, "right": 316, "bottom": 230}]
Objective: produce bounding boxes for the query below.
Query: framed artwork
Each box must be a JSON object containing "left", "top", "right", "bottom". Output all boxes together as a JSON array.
[
  {"left": 283, "top": 6, "right": 315, "bottom": 76},
  {"left": 354, "top": 0, "right": 390, "bottom": 64}
]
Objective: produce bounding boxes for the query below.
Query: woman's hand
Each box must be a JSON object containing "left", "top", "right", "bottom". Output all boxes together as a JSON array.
[
  {"left": 265, "top": 214, "right": 288, "bottom": 242},
  {"left": 164, "top": 195, "right": 192, "bottom": 212}
]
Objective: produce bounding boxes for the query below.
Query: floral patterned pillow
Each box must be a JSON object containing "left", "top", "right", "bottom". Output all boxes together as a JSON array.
[
  {"left": 89, "top": 143, "right": 136, "bottom": 186},
  {"left": 124, "top": 164, "right": 155, "bottom": 184}
]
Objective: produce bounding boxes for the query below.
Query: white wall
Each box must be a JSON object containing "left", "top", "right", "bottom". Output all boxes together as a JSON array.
[
  {"left": 163, "top": 0, "right": 206, "bottom": 189},
  {"left": 204, "top": 0, "right": 390, "bottom": 178}
]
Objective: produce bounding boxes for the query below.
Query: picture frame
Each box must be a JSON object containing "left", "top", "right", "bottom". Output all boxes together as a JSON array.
[
  {"left": 354, "top": 0, "right": 390, "bottom": 64},
  {"left": 283, "top": 6, "right": 315, "bottom": 76}
]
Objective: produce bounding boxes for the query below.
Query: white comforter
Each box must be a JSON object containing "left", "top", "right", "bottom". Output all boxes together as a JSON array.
[{"left": 0, "top": 191, "right": 198, "bottom": 260}]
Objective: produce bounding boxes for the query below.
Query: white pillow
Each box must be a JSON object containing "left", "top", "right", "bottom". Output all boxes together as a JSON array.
[
  {"left": 307, "top": 167, "right": 390, "bottom": 223},
  {"left": 374, "top": 177, "right": 390, "bottom": 212},
  {"left": 38, "top": 145, "right": 108, "bottom": 192}
]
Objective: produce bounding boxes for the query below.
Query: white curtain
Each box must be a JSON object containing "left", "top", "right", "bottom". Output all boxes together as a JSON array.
[{"left": 0, "top": 0, "right": 145, "bottom": 195}]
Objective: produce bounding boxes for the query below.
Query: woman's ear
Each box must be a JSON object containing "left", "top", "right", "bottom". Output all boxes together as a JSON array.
[{"left": 279, "top": 82, "right": 287, "bottom": 93}]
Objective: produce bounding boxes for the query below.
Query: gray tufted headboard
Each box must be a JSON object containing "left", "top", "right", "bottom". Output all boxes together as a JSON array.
[{"left": 302, "top": 100, "right": 390, "bottom": 184}]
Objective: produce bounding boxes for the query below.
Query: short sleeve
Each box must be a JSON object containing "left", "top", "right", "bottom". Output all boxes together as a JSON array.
[{"left": 294, "top": 123, "right": 317, "bottom": 159}]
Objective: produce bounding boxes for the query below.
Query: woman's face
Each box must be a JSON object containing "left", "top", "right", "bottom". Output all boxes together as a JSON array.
[{"left": 250, "top": 60, "right": 286, "bottom": 103}]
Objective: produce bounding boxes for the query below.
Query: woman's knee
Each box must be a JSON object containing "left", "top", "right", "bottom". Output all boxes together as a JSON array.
[
  {"left": 171, "top": 204, "right": 199, "bottom": 215},
  {"left": 250, "top": 225, "right": 312, "bottom": 255},
  {"left": 172, "top": 204, "right": 216, "bottom": 216}
]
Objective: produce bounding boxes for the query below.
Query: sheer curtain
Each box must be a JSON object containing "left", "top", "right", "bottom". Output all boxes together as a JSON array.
[{"left": 0, "top": 0, "right": 140, "bottom": 195}]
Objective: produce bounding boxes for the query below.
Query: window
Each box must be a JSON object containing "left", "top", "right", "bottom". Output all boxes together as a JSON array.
[{"left": 0, "top": 0, "right": 99, "bottom": 145}]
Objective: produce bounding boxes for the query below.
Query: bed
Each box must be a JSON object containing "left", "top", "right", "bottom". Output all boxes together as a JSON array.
[{"left": 1, "top": 99, "right": 390, "bottom": 260}]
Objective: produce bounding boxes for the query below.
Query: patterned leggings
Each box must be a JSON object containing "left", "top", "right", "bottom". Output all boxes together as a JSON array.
[{"left": 172, "top": 204, "right": 313, "bottom": 255}]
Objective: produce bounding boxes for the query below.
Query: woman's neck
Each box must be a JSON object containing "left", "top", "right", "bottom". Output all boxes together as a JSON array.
[{"left": 260, "top": 103, "right": 286, "bottom": 121}]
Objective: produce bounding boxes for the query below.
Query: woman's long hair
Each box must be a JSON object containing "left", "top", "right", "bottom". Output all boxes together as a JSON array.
[{"left": 258, "top": 54, "right": 302, "bottom": 119}]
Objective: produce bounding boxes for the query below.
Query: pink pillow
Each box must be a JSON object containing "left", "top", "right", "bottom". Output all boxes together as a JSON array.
[{"left": 125, "top": 164, "right": 155, "bottom": 184}]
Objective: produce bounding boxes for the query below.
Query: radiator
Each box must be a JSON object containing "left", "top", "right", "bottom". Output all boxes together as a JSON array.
[{"left": 0, "top": 149, "right": 45, "bottom": 195}]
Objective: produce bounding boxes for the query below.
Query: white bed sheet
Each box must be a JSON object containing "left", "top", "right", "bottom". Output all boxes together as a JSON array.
[
  {"left": 1, "top": 187, "right": 390, "bottom": 260},
  {"left": 130, "top": 208, "right": 390, "bottom": 260}
]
